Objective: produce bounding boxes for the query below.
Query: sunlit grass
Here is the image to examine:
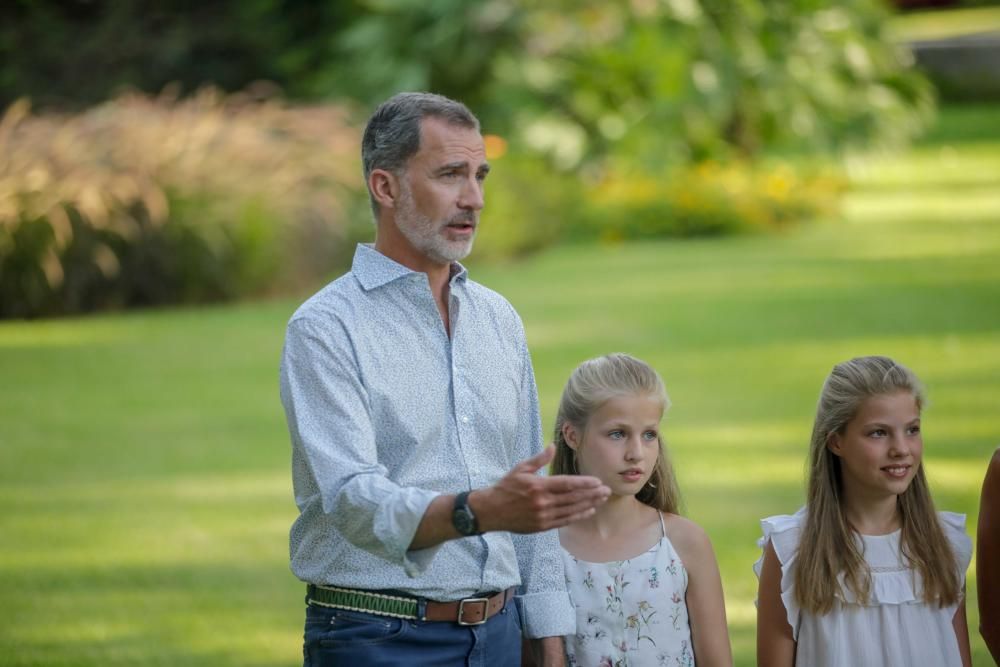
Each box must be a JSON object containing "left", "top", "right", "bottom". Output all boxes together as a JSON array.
[
  {"left": 889, "top": 5, "right": 1000, "bottom": 41},
  {"left": 2, "top": 105, "right": 999, "bottom": 665}
]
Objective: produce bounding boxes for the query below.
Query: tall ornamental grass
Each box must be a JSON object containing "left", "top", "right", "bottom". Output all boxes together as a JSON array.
[{"left": 0, "top": 89, "right": 361, "bottom": 318}]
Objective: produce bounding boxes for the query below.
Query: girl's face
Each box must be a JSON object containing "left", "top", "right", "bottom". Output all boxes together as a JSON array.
[
  {"left": 563, "top": 393, "right": 663, "bottom": 498},
  {"left": 829, "top": 390, "right": 923, "bottom": 501}
]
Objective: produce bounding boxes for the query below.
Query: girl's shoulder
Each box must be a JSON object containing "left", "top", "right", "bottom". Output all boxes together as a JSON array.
[{"left": 662, "top": 513, "right": 715, "bottom": 562}]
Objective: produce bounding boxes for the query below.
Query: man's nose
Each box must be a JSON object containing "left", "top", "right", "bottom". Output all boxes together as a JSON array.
[{"left": 458, "top": 176, "right": 484, "bottom": 211}]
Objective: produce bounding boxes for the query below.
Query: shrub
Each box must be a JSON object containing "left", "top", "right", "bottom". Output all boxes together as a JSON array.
[
  {"left": 0, "top": 89, "right": 361, "bottom": 318},
  {"left": 580, "top": 160, "right": 845, "bottom": 241}
]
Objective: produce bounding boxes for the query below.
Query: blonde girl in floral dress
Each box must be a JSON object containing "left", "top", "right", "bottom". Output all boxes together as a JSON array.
[{"left": 551, "top": 354, "right": 732, "bottom": 667}]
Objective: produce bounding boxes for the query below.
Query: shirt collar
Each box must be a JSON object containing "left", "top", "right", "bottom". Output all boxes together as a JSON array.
[{"left": 352, "top": 243, "right": 468, "bottom": 291}]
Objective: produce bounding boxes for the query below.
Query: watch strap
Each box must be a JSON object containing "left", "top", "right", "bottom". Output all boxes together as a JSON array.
[{"left": 453, "top": 490, "right": 480, "bottom": 535}]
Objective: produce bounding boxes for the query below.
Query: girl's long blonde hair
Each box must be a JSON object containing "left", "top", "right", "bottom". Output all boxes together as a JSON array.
[
  {"left": 550, "top": 353, "right": 681, "bottom": 514},
  {"left": 795, "top": 355, "right": 960, "bottom": 613}
]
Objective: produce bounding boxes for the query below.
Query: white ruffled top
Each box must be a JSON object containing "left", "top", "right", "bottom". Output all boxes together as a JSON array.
[{"left": 754, "top": 507, "right": 972, "bottom": 667}]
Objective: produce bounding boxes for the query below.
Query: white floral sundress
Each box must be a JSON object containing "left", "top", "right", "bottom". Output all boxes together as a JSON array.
[{"left": 561, "top": 513, "right": 694, "bottom": 667}]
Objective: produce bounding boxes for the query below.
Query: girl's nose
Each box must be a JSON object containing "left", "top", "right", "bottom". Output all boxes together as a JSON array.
[
  {"left": 624, "top": 438, "right": 642, "bottom": 461},
  {"left": 888, "top": 432, "right": 911, "bottom": 457}
]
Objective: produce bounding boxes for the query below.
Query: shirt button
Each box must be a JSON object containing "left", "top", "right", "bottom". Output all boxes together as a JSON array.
[{"left": 461, "top": 416, "right": 470, "bottom": 424}]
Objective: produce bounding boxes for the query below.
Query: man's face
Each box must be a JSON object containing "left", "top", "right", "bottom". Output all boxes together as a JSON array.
[{"left": 393, "top": 117, "right": 489, "bottom": 265}]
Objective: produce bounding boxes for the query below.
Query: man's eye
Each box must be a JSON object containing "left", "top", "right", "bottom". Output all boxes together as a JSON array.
[
  {"left": 608, "top": 430, "right": 625, "bottom": 440},
  {"left": 643, "top": 431, "right": 658, "bottom": 441}
]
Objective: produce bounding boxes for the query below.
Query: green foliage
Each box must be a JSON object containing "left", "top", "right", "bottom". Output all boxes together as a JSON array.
[
  {"left": 2, "top": 1, "right": 933, "bottom": 164},
  {"left": 319, "top": 0, "right": 934, "bottom": 165},
  {"left": 579, "top": 160, "right": 845, "bottom": 241},
  {"left": 0, "top": 92, "right": 361, "bottom": 318},
  {"left": 318, "top": 0, "right": 523, "bottom": 119},
  {"left": 491, "top": 0, "right": 934, "bottom": 168},
  {"left": 0, "top": 0, "right": 355, "bottom": 110}
]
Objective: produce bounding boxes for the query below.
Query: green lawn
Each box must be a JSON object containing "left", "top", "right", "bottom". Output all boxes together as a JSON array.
[
  {"left": 2, "top": 105, "right": 999, "bottom": 666},
  {"left": 889, "top": 5, "right": 1000, "bottom": 42}
]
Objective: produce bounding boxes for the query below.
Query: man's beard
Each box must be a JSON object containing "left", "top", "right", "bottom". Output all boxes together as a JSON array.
[{"left": 395, "top": 182, "right": 477, "bottom": 264}]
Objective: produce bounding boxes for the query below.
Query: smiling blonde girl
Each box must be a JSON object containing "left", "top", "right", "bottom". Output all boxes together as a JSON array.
[
  {"left": 755, "top": 356, "right": 973, "bottom": 667},
  {"left": 553, "top": 353, "right": 732, "bottom": 667}
]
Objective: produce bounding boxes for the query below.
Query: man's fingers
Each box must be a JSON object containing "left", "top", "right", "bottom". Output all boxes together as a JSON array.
[
  {"left": 524, "top": 502, "right": 603, "bottom": 533},
  {"left": 512, "top": 445, "right": 555, "bottom": 474},
  {"left": 546, "top": 496, "right": 609, "bottom": 524},
  {"left": 551, "top": 506, "right": 599, "bottom": 528},
  {"left": 538, "top": 473, "right": 606, "bottom": 493}
]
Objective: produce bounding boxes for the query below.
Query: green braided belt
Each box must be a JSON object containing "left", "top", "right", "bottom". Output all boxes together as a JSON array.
[
  {"left": 306, "top": 584, "right": 515, "bottom": 625},
  {"left": 307, "top": 584, "right": 419, "bottom": 619}
]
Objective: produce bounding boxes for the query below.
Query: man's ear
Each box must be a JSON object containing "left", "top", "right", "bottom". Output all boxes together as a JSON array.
[
  {"left": 369, "top": 168, "right": 399, "bottom": 210},
  {"left": 562, "top": 422, "right": 581, "bottom": 450}
]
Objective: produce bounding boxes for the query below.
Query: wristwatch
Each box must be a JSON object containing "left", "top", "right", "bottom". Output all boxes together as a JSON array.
[{"left": 452, "top": 491, "right": 480, "bottom": 536}]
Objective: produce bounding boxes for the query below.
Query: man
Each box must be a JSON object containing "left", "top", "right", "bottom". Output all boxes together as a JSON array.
[{"left": 279, "top": 92, "right": 610, "bottom": 666}]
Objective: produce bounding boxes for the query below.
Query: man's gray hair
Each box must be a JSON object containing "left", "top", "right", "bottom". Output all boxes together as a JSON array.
[{"left": 361, "top": 92, "right": 480, "bottom": 214}]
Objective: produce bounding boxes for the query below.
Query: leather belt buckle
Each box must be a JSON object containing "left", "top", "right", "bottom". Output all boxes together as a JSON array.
[{"left": 457, "top": 597, "right": 490, "bottom": 625}]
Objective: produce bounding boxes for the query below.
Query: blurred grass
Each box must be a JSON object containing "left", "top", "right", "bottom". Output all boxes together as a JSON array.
[
  {"left": 889, "top": 5, "right": 1000, "bottom": 41},
  {"left": 2, "top": 104, "right": 999, "bottom": 665}
]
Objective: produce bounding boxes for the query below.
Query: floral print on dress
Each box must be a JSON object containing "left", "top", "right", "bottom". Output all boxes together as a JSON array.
[{"left": 562, "top": 516, "right": 695, "bottom": 667}]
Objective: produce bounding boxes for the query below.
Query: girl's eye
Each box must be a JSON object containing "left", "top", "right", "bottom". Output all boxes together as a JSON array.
[
  {"left": 869, "top": 428, "right": 887, "bottom": 438},
  {"left": 642, "top": 431, "right": 658, "bottom": 441},
  {"left": 907, "top": 425, "right": 921, "bottom": 435},
  {"left": 608, "top": 430, "right": 625, "bottom": 440}
]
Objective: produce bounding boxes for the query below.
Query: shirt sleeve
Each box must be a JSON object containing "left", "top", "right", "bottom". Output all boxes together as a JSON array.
[
  {"left": 280, "top": 314, "right": 442, "bottom": 575},
  {"left": 507, "top": 315, "right": 577, "bottom": 638}
]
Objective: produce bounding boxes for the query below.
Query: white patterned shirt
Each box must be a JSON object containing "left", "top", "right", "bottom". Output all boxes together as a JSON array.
[{"left": 279, "top": 243, "right": 574, "bottom": 638}]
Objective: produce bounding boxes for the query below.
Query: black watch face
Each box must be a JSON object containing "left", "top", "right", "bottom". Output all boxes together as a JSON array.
[{"left": 454, "top": 508, "right": 476, "bottom": 535}]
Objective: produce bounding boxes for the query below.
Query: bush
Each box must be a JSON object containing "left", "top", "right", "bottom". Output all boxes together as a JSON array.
[
  {"left": 0, "top": 90, "right": 362, "bottom": 318},
  {"left": 490, "top": 0, "right": 934, "bottom": 166},
  {"left": 579, "top": 160, "right": 845, "bottom": 241}
]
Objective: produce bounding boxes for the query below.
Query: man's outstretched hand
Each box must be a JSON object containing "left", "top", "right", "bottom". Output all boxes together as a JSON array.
[{"left": 472, "top": 446, "right": 610, "bottom": 534}]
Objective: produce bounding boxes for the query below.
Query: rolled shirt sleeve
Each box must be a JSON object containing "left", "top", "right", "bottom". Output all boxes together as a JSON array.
[{"left": 281, "top": 315, "right": 442, "bottom": 574}]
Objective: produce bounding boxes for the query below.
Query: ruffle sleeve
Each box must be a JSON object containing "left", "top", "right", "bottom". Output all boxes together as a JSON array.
[
  {"left": 753, "top": 507, "right": 806, "bottom": 638},
  {"left": 938, "top": 511, "right": 973, "bottom": 584}
]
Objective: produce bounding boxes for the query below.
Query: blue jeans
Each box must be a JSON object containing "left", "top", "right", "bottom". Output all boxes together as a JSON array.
[{"left": 302, "top": 596, "right": 522, "bottom": 667}]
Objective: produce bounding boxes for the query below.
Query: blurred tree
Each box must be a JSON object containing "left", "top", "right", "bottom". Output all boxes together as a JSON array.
[
  {"left": 487, "top": 0, "right": 933, "bottom": 168},
  {"left": 0, "top": 0, "right": 358, "bottom": 110},
  {"left": 313, "top": 0, "right": 524, "bottom": 124},
  {"left": 1, "top": 0, "right": 932, "bottom": 163}
]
